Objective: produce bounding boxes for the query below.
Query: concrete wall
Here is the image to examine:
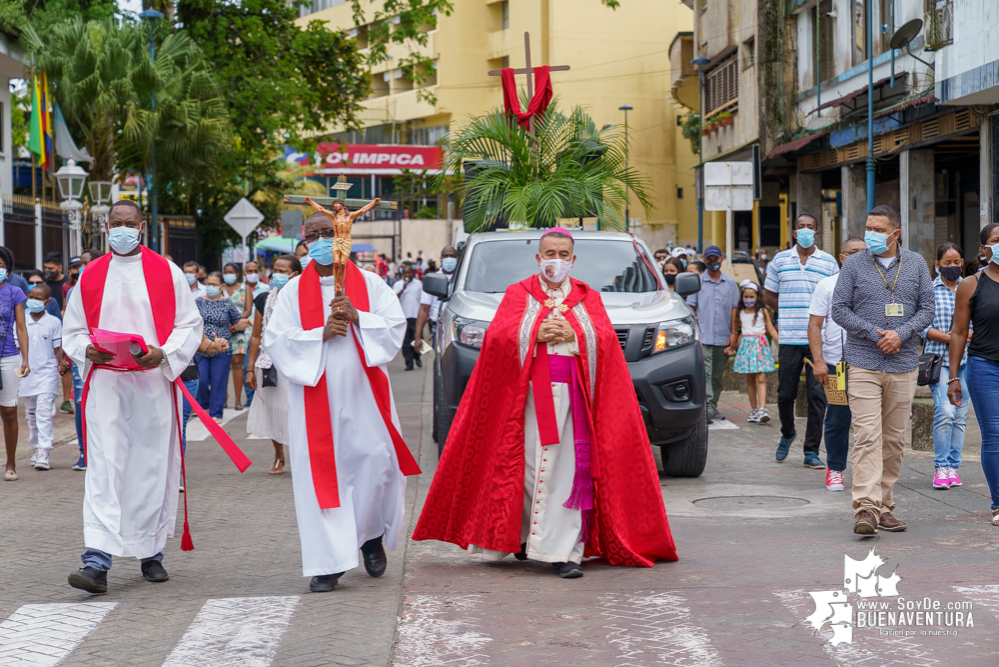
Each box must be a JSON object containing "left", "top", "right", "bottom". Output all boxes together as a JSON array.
[
  {"left": 357, "top": 218, "right": 458, "bottom": 263},
  {"left": 0, "top": 84, "right": 11, "bottom": 199}
]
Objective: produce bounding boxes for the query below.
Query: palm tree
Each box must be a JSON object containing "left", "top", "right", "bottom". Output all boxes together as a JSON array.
[
  {"left": 22, "top": 17, "right": 230, "bottom": 191},
  {"left": 438, "top": 102, "right": 654, "bottom": 232}
]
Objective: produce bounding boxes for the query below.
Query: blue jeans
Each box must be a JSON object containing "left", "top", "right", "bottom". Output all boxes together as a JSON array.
[
  {"left": 82, "top": 548, "right": 162, "bottom": 572},
  {"left": 181, "top": 378, "right": 199, "bottom": 453},
  {"left": 242, "top": 354, "right": 254, "bottom": 407},
  {"left": 197, "top": 352, "right": 231, "bottom": 420},
  {"left": 824, "top": 365, "right": 852, "bottom": 472},
  {"left": 72, "top": 364, "right": 84, "bottom": 456},
  {"left": 967, "top": 356, "right": 999, "bottom": 511},
  {"left": 929, "top": 364, "right": 968, "bottom": 470}
]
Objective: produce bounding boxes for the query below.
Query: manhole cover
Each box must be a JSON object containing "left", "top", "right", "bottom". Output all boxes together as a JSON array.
[{"left": 692, "top": 495, "right": 810, "bottom": 510}]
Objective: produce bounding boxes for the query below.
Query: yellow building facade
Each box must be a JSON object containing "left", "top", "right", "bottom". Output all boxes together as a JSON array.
[{"left": 297, "top": 0, "right": 698, "bottom": 247}]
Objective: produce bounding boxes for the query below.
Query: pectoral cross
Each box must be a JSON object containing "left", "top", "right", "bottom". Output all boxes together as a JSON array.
[
  {"left": 487, "top": 31, "right": 571, "bottom": 133},
  {"left": 284, "top": 173, "right": 398, "bottom": 295}
]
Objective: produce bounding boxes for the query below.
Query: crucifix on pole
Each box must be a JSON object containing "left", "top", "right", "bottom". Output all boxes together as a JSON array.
[{"left": 487, "top": 32, "right": 571, "bottom": 134}]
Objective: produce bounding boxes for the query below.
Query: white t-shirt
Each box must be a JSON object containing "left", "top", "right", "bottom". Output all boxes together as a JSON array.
[
  {"left": 19, "top": 312, "right": 62, "bottom": 397},
  {"left": 419, "top": 270, "right": 454, "bottom": 323},
  {"left": 393, "top": 278, "right": 424, "bottom": 319},
  {"left": 807, "top": 273, "right": 843, "bottom": 364}
]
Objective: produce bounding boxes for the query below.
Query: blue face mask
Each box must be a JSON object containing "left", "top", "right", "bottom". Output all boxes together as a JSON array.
[
  {"left": 270, "top": 273, "right": 290, "bottom": 289},
  {"left": 206, "top": 285, "right": 221, "bottom": 298},
  {"left": 795, "top": 229, "right": 816, "bottom": 249},
  {"left": 108, "top": 226, "right": 140, "bottom": 254},
  {"left": 680, "top": 258, "right": 688, "bottom": 268},
  {"left": 26, "top": 298, "right": 46, "bottom": 313},
  {"left": 308, "top": 238, "right": 335, "bottom": 265},
  {"left": 185, "top": 273, "right": 197, "bottom": 286},
  {"left": 223, "top": 274, "right": 237, "bottom": 285},
  {"left": 865, "top": 230, "right": 896, "bottom": 255},
  {"left": 989, "top": 243, "right": 999, "bottom": 265},
  {"left": 441, "top": 257, "right": 458, "bottom": 272},
  {"left": 0, "top": 268, "right": 6, "bottom": 283}
]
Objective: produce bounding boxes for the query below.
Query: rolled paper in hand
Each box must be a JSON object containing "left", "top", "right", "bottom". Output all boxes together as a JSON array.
[{"left": 129, "top": 342, "right": 144, "bottom": 356}]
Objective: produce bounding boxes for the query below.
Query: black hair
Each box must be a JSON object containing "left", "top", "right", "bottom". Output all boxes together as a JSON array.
[
  {"left": 183, "top": 260, "right": 199, "bottom": 270},
  {"left": 296, "top": 240, "right": 309, "bottom": 251},
  {"left": 841, "top": 236, "right": 865, "bottom": 252},
  {"left": 109, "top": 199, "right": 141, "bottom": 217},
  {"left": 44, "top": 251, "right": 63, "bottom": 266},
  {"left": 81, "top": 247, "right": 104, "bottom": 261},
  {"left": 936, "top": 242, "right": 963, "bottom": 261},
  {"left": 0, "top": 246, "right": 13, "bottom": 272},
  {"left": 223, "top": 262, "right": 241, "bottom": 279},
  {"left": 207, "top": 271, "right": 224, "bottom": 282},
  {"left": 793, "top": 213, "right": 818, "bottom": 230},
  {"left": 689, "top": 260, "right": 707, "bottom": 273},
  {"left": 26, "top": 269, "right": 44, "bottom": 282},
  {"left": 244, "top": 259, "right": 259, "bottom": 270},
  {"left": 28, "top": 282, "right": 51, "bottom": 299},
  {"left": 662, "top": 257, "right": 686, "bottom": 274},
  {"left": 736, "top": 283, "right": 769, "bottom": 327},
  {"left": 981, "top": 223, "right": 999, "bottom": 246},
  {"left": 274, "top": 254, "right": 302, "bottom": 274},
  {"left": 539, "top": 231, "right": 574, "bottom": 251},
  {"left": 868, "top": 204, "right": 902, "bottom": 229}
]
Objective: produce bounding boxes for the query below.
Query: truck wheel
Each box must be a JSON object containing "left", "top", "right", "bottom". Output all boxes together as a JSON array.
[
  {"left": 660, "top": 409, "right": 708, "bottom": 477},
  {"left": 436, "top": 391, "right": 453, "bottom": 459},
  {"left": 432, "top": 356, "right": 440, "bottom": 444}
]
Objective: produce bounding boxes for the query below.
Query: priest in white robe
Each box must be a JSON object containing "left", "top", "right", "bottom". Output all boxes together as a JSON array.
[
  {"left": 264, "top": 212, "right": 417, "bottom": 593},
  {"left": 62, "top": 200, "right": 203, "bottom": 594}
]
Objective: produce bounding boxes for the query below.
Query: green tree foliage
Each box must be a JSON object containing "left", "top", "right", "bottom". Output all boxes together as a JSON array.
[
  {"left": 441, "top": 102, "right": 653, "bottom": 232},
  {"left": 0, "top": 0, "right": 115, "bottom": 34},
  {"left": 176, "top": 0, "right": 370, "bottom": 256}
]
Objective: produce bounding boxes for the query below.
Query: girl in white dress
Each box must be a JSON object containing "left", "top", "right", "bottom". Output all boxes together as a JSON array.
[{"left": 729, "top": 281, "right": 778, "bottom": 423}]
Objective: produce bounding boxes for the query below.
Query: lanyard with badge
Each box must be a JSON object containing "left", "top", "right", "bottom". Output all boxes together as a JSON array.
[{"left": 872, "top": 251, "right": 904, "bottom": 317}]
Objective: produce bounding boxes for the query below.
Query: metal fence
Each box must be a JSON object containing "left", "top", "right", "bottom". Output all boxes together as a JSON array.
[{"left": 3, "top": 195, "right": 37, "bottom": 272}]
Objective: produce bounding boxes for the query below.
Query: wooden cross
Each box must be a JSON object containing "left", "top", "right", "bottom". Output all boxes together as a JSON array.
[
  {"left": 284, "top": 173, "right": 398, "bottom": 211},
  {"left": 488, "top": 31, "right": 571, "bottom": 133}
]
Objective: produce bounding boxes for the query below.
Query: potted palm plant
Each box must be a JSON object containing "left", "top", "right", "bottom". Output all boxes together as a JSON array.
[{"left": 437, "top": 102, "right": 653, "bottom": 232}]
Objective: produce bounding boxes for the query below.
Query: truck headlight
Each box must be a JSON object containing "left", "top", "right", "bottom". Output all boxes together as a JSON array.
[
  {"left": 453, "top": 316, "right": 489, "bottom": 349},
  {"left": 652, "top": 317, "right": 696, "bottom": 353}
]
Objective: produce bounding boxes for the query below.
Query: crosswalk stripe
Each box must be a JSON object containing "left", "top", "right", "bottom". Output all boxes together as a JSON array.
[
  {"left": 160, "top": 596, "right": 300, "bottom": 667},
  {"left": 775, "top": 588, "right": 939, "bottom": 666},
  {"left": 600, "top": 591, "right": 723, "bottom": 667},
  {"left": 393, "top": 594, "right": 492, "bottom": 667},
  {"left": 184, "top": 407, "right": 243, "bottom": 443},
  {"left": 952, "top": 584, "right": 999, "bottom": 620},
  {"left": 0, "top": 602, "right": 117, "bottom": 667}
]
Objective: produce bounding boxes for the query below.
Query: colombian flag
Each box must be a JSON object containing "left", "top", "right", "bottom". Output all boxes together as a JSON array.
[{"left": 28, "top": 73, "right": 52, "bottom": 170}]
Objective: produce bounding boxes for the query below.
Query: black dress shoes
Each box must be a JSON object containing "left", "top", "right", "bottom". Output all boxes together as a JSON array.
[
  {"left": 68, "top": 567, "right": 108, "bottom": 594},
  {"left": 141, "top": 561, "right": 169, "bottom": 582},
  {"left": 552, "top": 562, "right": 584, "bottom": 578},
  {"left": 361, "top": 536, "right": 387, "bottom": 578},
  {"left": 514, "top": 543, "right": 528, "bottom": 561},
  {"left": 309, "top": 572, "right": 344, "bottom": 592}
]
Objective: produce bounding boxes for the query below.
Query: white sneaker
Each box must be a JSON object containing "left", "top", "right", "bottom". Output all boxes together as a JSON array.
[
  {"left": 30, "top": 448, "right": 39, "bottom": 465},
  {"left": 758, "top": 408, "right": 771, "bottom": 424},
  {"left": 747, "top": 409, "right": 760, "bottom": 423},
  {"left": 33, "top": 450, "right": 51, "bottom": 471}
]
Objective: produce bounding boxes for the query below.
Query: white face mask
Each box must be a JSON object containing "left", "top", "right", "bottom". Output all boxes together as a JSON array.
[{"left": 539, "top": 258, "right": 573, "bottom": 284}]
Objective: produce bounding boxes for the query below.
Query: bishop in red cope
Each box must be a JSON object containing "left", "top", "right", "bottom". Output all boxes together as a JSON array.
[
  {"left": 412, "top": 229, "right": 677, "bottom": 578},
  {"left": 264, "top": 213, "right": 421, "bottom": 593}
]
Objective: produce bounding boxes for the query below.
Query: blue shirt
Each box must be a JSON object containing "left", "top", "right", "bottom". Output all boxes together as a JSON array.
[
  {"left": 686, "top": 272, "right": 741, "bottom": 346},
  {"left": 921, "top": 275, "right": 967, "bottom": 368},
  {"left": 196, "top": 297, "right": 242, "bottom": 356},
  {"left": 764, "top": 247, "right": 839, "bottom": 345}
]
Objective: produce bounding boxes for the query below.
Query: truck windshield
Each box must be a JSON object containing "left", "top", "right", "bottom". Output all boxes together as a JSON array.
[{"left": 463, "top": 239, "right": 661, "bottom": 294}]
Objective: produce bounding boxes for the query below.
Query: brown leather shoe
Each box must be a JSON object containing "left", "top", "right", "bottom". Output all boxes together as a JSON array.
[
  {"left": 878, "top": 511, "right": 907, "bottom": 532},
  {"left": 854, "top": 509, "right": 878, "bottom": 535}
]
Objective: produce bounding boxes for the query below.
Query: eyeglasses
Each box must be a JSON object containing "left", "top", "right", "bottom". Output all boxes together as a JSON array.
[
  {"left": 303, "top": 230, "right": 336, "bottom": 244},
  {"left": 28, "top": 281, "right": 43, "bottom": 286}
]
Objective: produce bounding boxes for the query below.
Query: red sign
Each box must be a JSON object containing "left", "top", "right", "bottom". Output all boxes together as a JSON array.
[{"left": 287, "top": 143, "right": 444, "bottom": 173}]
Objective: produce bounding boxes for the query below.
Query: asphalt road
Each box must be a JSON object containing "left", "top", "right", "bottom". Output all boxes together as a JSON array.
[{"left": 1, "top": 352, "right": 997, "bottom": 666}]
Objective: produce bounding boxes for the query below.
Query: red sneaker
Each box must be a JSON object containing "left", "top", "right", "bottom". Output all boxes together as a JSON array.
[{"left": 825, "top": 469, "right": 844, "bottom": 492}]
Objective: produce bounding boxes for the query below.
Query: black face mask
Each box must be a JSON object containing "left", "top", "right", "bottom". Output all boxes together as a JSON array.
[
  {"left": 664, "top": 273, "right": 677, "bottom": 286},
  {"left": 45, "top": 270, "right": 60, "bottom": 281},
  {"left": 939, "top": 265, "right": 963, "bottom": 282},
  {"left": 706, "top": 261, "right": 722, "bottom": 273}
]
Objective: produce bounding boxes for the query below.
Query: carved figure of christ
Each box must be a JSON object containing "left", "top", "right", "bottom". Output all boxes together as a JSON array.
[{"left": 302, "top": 195, "right": 381, "bottom": 295}]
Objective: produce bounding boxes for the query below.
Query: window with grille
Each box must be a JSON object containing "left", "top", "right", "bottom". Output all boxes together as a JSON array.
[{"left": 704, "top": 56, "right": 738, "bottom": 116}]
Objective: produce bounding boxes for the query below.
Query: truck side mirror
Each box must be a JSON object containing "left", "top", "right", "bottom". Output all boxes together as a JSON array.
[
  {"left": 674, "top": 272, "right": 701, "bottom": 298},
  {"left": 422, "top": 272, "right": 450, "bottom": 300}
]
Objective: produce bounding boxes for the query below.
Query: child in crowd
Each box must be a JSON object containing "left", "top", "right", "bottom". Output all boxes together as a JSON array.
[
  {"left": 688, "top": 260, "right": 706, "bottom": 275},
  {"left": 729, "top": 280, "right": 778, "bottom": 423},
  {"left": 20, "top": 284, "right": 69, "bottom": 470}
]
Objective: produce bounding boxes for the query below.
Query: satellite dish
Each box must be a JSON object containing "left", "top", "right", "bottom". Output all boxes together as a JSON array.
[{"left": 890, "top": 18, "right": 923, "bottom": 50}]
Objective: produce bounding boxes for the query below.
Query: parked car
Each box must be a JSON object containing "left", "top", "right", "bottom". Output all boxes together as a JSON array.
[{"left": 424, "top": 230, "right": 709, "bottom": 477}]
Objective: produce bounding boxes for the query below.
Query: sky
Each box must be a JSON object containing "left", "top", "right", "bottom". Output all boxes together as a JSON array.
[{"left": 118, "top": 0, "right": 145, "bottom": 19}]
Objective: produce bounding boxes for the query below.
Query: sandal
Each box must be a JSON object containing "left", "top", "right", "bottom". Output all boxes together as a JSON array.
[
  {"left": 235, "top": 403, "right": 244, "bottom": 411},
  {"left": 992, "top": 510, "right": 999, "bottom": 526},
  {"left": 269, "top": 459, "right": 285, "bottom": 475},
  {"left": 5, "top": 468, "right": 18, "bottom": 481}
]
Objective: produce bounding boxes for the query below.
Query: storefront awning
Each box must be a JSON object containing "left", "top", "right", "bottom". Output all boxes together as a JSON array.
[
  {"left": 764, "top": 132, "right": 828, "bottom": 160},
  {"left": 807, "top": 75, "right": 906, "bottom": 116}
]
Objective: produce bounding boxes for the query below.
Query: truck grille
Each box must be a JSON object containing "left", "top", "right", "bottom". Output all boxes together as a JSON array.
[
  {"left": 642, "top": 327, "right": 655, "bottom": 350},
  {"left": 615, "top": 329, "right": 628, "bottom": 351}
]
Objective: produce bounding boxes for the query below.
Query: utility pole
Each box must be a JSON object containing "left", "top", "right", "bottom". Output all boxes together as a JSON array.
[
  {"left": 140, "top": 8, "right": 163, "bottom": 252},
  {"left": 692, "top": 56, "right": 710, "bottom": 254},
  {"left": 865, "top": 1, "right": 875, "bottom": 211},
  {"left": 619, "top": 105, "right": 632, "bottom": 232}
]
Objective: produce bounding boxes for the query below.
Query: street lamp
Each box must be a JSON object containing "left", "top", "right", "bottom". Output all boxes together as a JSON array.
[
  {"left": 619, "top": 104, "right": 633, "bottom": 231},
  {"left": 88, "top": 180, "right": 113, "bottom": 249},
  {"left": 691, "top": 56, "right": 710, "bottom": 254},
  {"left": 55, "top": 158, "right": 89, "bottom": 256},
  {"left": 140, "top": 7, "right": 163, "bottom": 253}
]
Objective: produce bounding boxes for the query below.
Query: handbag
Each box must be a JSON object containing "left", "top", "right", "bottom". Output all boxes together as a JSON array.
[
  {"left": 261, "top": 365, "right": 278, "bottom": 388},
  {"left": 917, "top": 352, "right": 943, "bottom": 386}
]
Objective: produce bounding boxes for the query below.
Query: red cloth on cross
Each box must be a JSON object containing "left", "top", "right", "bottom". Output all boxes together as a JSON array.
[{"left": 501, "top": 66, "right": 553, "bottom": 129}]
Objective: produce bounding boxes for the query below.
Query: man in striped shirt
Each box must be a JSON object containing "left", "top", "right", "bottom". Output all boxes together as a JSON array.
[{"left": 763, "top": 213, "right": 839, "bottom": 468}]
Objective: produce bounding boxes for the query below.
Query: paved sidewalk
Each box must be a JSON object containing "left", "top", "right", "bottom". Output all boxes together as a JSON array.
[{"left": 2, "top": 353, "right": 999, "bottom": 665}]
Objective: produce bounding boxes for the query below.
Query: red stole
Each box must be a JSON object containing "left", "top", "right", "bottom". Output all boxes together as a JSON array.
[
  {"left": 78, "top": 247, "right": 252, "bottom": 551},
  {"left": 298, "top": 261, "right": 422, "bottom": 510},
  {"left": 501, "top": 66, "right": 553, "bottom": 129}
]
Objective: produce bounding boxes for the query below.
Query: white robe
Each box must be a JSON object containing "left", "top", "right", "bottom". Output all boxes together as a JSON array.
[
  {"left": 264, "top": 270, "right": 408, "bottom": 577},
  {"left": 63, "top": 253, "right": 203, "bottom": 558}
]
